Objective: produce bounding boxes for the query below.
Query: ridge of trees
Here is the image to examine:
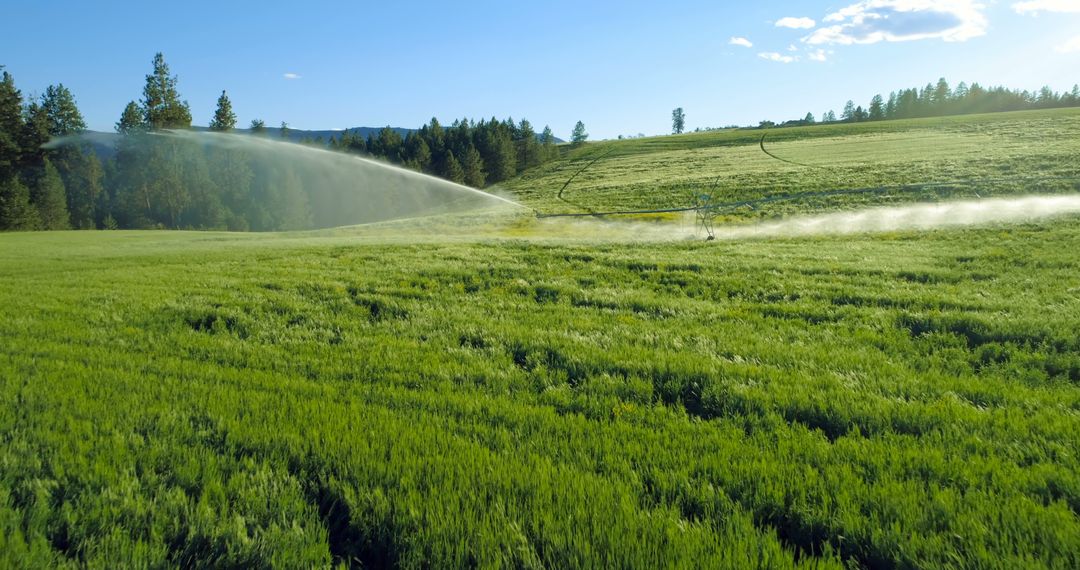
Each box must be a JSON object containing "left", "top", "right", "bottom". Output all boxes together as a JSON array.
[{"left": 772, "top": 78, "right": 1080, "bottom": 129}]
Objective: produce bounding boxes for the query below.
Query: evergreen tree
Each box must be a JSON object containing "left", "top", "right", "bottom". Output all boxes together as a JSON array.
[
  {"left": 933, "top": 78, "right": 952, "bottom": 109},
  {"left": 462, "top": 145, "right": 486, "bottom": 188},
  {"left": 62, "top": 150, "right": 103, "bottom": 229},
  {"left": 841, "top": 100, "right": 856, "bottom": 122},
  {"left": 540, "top": 125, "right": 557, "bottom": 161},
  {"left": 373, "top": 126, "right": 403, "bottom": 163},
  {"left": 0, "top": 70, "right": 23, "bottom": 180},
  {"left": 869, "top": 95, "right": 885, "bottom": 121},
  {"left": 804, "top": 112, "right": 815, "bottom": 124},
  {"left": 517, "top": 119, "right": 539, "bottom": 170},
  {"left": 37, "top": 85, "right": 97, "bottom": 228},
  {"left": 671, "top": 107, "right": 685, "bottom": 134},
  {"left": 141, "top": 53, "right": 192, "bottom": 129},
  {"left": 19, "top": 102, "right": 50, "bottom": 172},
  {"left": 402, "top": 132, "right": 431, "bottom": 172},
  {"left": 116, "top": 102, "right": 143, "bottom": 133},
  {"left": 41, "top": 84, "right": 86, "bottom": 135},
  {"left": 0, "top": 175, "right": 36, "bottom": 230},
  {"left": 885, "top": 92, "right": 898, "bottom": 119},
  {"left": 480, "top": 126, "right": 516, "bottom": 183},
  {"left": 279, "top": 121, "right": 290, "bottom": 139},
  {"left": 249, "top": 119, "right": 266, "bottom": 134},
  {"left": 209, "top": 90, "right": 236, "bottom": 131},
  {"left": 443, "top": 150, "right": 465, "bottom": 185},
  {"left": 30, "top": 159, "right": 69, "bottom": 230},
  {"left": 571, "top": 121, "right": 588, "bottom": 146}
]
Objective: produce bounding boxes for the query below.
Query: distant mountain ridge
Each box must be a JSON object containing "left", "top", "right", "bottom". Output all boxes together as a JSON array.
[{"left": 191, "top": 125, "right": 414, "bottom": 143}]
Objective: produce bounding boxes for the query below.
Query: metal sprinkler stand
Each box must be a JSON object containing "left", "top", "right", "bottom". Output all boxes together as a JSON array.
[{"left": 692, "top": 193, "right": 717, "bottom": 240}]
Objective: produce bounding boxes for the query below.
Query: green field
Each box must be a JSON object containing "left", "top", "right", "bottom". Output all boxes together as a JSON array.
[{"left": 2, "top": 111, "right": 1080, "bottom": 568}]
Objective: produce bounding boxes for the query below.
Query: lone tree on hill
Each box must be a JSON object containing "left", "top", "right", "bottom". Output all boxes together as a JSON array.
[
  {"left": 571, "top": 121, "right": 588, "bottom": 146},
  {"left": 209, "top": 90, "right": 236, "bottom": 131},
  {"left": 672, "top": 107, "right": 685, "bottom": 134}
]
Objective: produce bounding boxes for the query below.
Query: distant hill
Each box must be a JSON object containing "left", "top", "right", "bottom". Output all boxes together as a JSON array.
[{"left": 192, "top": 126, "right": 415, "bottom": 143}]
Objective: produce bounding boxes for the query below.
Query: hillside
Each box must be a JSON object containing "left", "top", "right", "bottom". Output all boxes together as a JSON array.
[{"left": 506, "top": 108, "right": 1080, "bottom": 218}]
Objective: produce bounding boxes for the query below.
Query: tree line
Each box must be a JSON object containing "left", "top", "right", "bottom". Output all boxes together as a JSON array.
[
  {"left": 776, "top": 78, "right": 1080, "bottom": 128},
  {"left": 1, "top": 53, "right": 577, "bottom": 232}
]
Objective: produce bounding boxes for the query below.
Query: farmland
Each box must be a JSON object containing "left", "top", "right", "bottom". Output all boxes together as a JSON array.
[{"left": 2, "top": 110, "right": 1080, "bottom": 568}]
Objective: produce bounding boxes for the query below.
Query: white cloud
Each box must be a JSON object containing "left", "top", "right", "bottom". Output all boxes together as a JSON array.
[
  {"left": 788, "top": 44, "right": 799, "bottom": 51},
  {"left": 1014, "top": 0, "right": 1080, "bottom": 14},
  {"left": 808, "top": 49, "right": 830, "bottom": 61},
  {"left": 804, "top": 1, "right": 988, "bottom": 45},
  {"left": 758, "top": 52, "right": 799, "bottom": 63},
  {"left": 283, "top": 73, "right": 302, "bottom": 80},
  {"left": 729, "top": 36, "right": 754, "bottom": 48},
  {"left": 776, "top": 17, "right": 817, "bottom": 29},
  {"left": 1057, "top": 35, "right": 1080, "bottom": 52}
]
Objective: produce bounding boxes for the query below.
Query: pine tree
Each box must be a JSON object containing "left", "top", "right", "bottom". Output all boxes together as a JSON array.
[
  {"left": 869, "top": 95, "right": 885, "bottom": 121},
  {"left": 517, "top": 119, "right": 539, "bottom": 170},
  {"left": 475, "top": 122, "right": 516, "bottom": 184},
  {"left": 209, "top": 90, "right": 236, "bottom": 131},
  {"left": 671, "top": 107, "right": 685, "bottom": 134},
  {"left": 280, "top": 122, "right": 290, "bottom": 139},
  {"left": 933, "top": 78, "right": 952, "bottom": 109},
  {"left": 443, "top": 151, "right": 465, "bottom": 185},
  {"left": 375, "top": 127, "right": 403, "bottom": 163},
  {"left": 462, "top": 145, "right": 486, "bottom": 188},
  {"left": 38, "top": 84, "right": 99, "bottom": 228},
  {"left": 402, "top": 132, "right": 431, "bottom": 172},
  {"left": 249, "top": 119, "right": 266, "bottom": 135},
  {"left": 30, "top": 159, "right": 69, "bottom": 230},
  {"left": 62, "top": 150, "right": 103, "bottom": 229},
  {"left": 571, "top": 121, "right": 588, "bottom": 146},
  {"left": 0, "top": 70, "right": 23, "bottom": 180},
  {"left": 19, "top": 102, "right": 51, "bottom": 172},
  {"left": 141, "top": 53, "right": 192, "bottom": 129},
  {"left": 540, "top": 125, "right": 557, "bottom": 161},
  {"left": 0, "top": 175, "right": 36, "bottom": 230},
  {"left": 116, "top": 102, "right": 144, "bottom": 133},
  {"left": 804, "top": 112, "right": 815, "bottom": 124},
  {"left": 841, "top": 100, "right": 856, "bottom": 122},
  {"left": 41, "top": 85, "right": 86, "bottom": 136}
]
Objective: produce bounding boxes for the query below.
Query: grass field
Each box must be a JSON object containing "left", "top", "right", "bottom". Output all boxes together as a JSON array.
[
  {"left": 506, "top": 108, "right": 1080, "bottom": 218},
  {"left": 2, "top": 110, "right": 1080, "bottom": 568}
]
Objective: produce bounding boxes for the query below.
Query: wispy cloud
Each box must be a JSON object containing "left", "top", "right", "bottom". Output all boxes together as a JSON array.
[
  {"left": 776, "top": 17, "right": 817, "bottom": 29},
  {"left": 283, "top": 73, "right": 302, "bottom": 80},
  {"left": 729, "top": 36, "right": 754, "bottom": 48},
  {"left": 804, "top": 1, "right": 988, "bottom": 45},
  {"left": 808, "top": 49, "right": 830, "bottom": 61},
  {"left": 1014, "top": 0, "right": 1080, "bottom": 14},
  {"left": 1057, "top": 35, "right": 1080, "bottom": 52},
  {"left": 758, "top": 52, "right": 799, "bottom": 63}
]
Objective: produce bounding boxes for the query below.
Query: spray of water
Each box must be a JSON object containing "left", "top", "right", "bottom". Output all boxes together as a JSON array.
[
  {"left": 710, "top": 195, "right": 1080, "bottom": 240},
  {"left": 47, "top": 130, "right": 523, "bottom": 230}
]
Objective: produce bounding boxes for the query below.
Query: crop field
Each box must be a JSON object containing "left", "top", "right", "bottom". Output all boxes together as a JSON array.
[
  {"left": 2, "top": 111, "right": 1080, "bottom": 568},
  {"left": 507, "top": 108, "right": 1080, "bottom": 218}
]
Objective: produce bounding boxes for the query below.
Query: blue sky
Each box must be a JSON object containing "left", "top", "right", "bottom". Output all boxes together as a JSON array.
[{"left": 2, "top": 1, "right": 1078, "bottom": 139}]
